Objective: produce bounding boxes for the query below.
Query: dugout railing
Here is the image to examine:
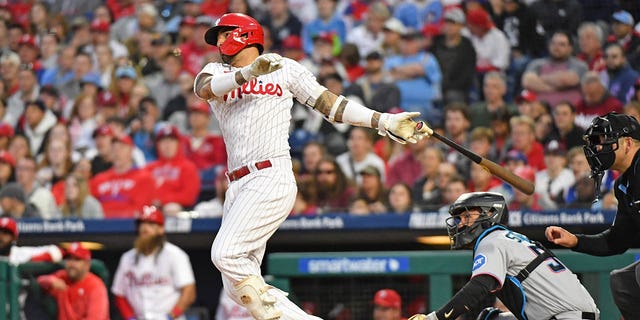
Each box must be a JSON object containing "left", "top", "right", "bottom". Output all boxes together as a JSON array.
[{"left": 267, "top": 249, "right": 640, "bottom": 319}]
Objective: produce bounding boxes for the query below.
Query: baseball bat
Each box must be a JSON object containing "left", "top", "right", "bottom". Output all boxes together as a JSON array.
[{"left": 417, "top": 122, "right": 535, "bottom": 195}]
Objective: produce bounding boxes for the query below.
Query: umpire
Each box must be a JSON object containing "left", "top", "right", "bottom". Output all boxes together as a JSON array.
[{"left": 546, "top": 112, "right": 640, "bottom": 319}]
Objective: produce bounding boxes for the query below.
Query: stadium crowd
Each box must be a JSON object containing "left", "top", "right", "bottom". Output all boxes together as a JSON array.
[{"left": 0, "top": 0, "right": 638, "bottom": 221}]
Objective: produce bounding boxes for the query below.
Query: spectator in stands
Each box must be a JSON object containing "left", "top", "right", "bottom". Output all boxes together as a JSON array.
[
  {"left": 337, "top": 127, "right": 386, "bottom": 185},
  {"left": 18, "top": 99, "right": 57, "bottom": 157},
  {"left": 433, "top": 8, "right": 475, "bottom": 104},
  {"left": 292, "top": 179, "right": 319, "bottom": 216},
  {"left": 110, "top": 65, "right": 140, "bottom": 120},
  {"left": 193, "top": 168, "right": 228, "bottom": 218},
  {"left": 68, "top": 94, "right": 99, "bottom": 152},
  {"left": 16, "top": 156, "right": 58, "bottom": 219},
  {"left": 372, "top": 288, "right": 404, "bottom": 320},
  {"left": 185, "top": 101, "right": 226, "bottom": 179},
  {"left": 509, "top": 115, "right": 546, "bottom": 171},
  {"left": 87, "top": 18, "right": 129, "bottom": 67},
  {"left": 565, "top": 174, "right": 597, "bottom": 209},
  {"left": 386, "top": 137, "right": 429, "bottom": 188},
  {"left": 36, "top": 138, "right": 74, "bottom": 189},
  {"left": 17, "top": 34, "right": 40, "bottom": 67},
  {"left": 179, "top": 15, "right": 217, "bottom": 76},
  {"left": 106, "top": 117, "right": 147, "bottom": 168},
  {"left": 355, "top": 165, "right": 387, "bottom": 214},
  {"left": 442, "top": 103, "right": 471, "bottom": 174},
  {"left": 508, "top": 165, "right": 542, "bottom": 210},
  {"left": 7, "top": 64, "right": 40, "bottom": 127},
  {"left": 144, "top": 49, "right": 183, "bottom": 112},
  {"left": 301, "top": 0, "right": 346, "bottom": 56},
  {"left": 164, "top": 72, "right": 197, "bottom": 126},
  {"left": 530, "top": 0, "right": 582, "bottom": 37},
  {"left": 413, "top": 146, "right": 444, "bottom": 210},
  {"left": 112, "top": 206, "right": 196, "bottom": 320},
  {"left": 87, "top": 125, "right": 113, "bottom": 176},
  {"left": 522, "top": 30, "right": 589, "bottom": 107},
  {"left": 1, "top": 51, "right": 20, "bottom": 96},
  {"left": 380, "top": 18, "right": 405, "bottom": 57},
  {"left": 40, "top": 46, "right": 74, "bottom": 90},
  {"left": 577, "top": 22, "right": 606, "bottom": 72},
  {"left": 346, "top": 1, "right": 390, "bottom": 57},
  {"left": 547, "top": 101, "right": 584, "bottom": 150},
  {"left": 0, "top": 122, "right": 13, "bottom": 151},
  {"left": 37, "top": 242, "right": 109, "bottom": 320},
  {"left": 575, "top": 71, "right": 623, "bottom": 128},
  {"left": 146, "top": 125, "right": 201, "bottom": 212},
  {"left": 608, "top": 10, "right": 640, "bottom": 69},
  {"left": 94, "top": 44, "right": 115, "bottom": 89},
  {"left": 385, "top": 29, "right": 442, "bottom": 121},
  {"left": 345, "top": 51, "right": 400, "bottom": 114},
  {"left": 466, "top": 7, "right": 510, "bottom": 86},
  {"left": 0, "top": 182, "right": 40, "bottom": 218},
  {"left": 262, "top": 0, "right": 303, "bottom": 52},
  {"left": 534, "top": 104, "right": 554, "bottom": 144},
  {"left": 314, "top": 157, "right": 356, "bottom": 213},
  {"left": 0, "top": 217, "right": 62, "bottom": 264},
  {"left": 338, "top": 43, "right": 365, "bottom": 83},
  {"left": 60, "top": 174, "right": 104, "bottom": 219},
  {"left": 469, "top": 127, "right": 497, "bottom": 162},
  {"left": 299, "top": 141, "right": 326, "bottom": 183},
  {"left": 89, "top": 134, "right": 155, "bottom": 218},
  {"left": 624, "top": 100, "right": 640, "bottom": 122},
  {"left": 438, "top": 175, "right": 468, "bottom": 213},
  {"left": 468, "top": 162, "right": 502, "bottom": 193},
  {"left": 349, "top": 197, "right": 371, "bottom": 215},
  {"left": 387, "top": 182, "right": 414, "bottom": 214},
  {"left": 535, "top": 141, "right": 574, "bottom": 209},
  {"left": 0, "top": 150, "right": 15, "bottom": 189},
  {"left": 469, "top": 72, "right": 517, "bottom": 129},
  {"left": 500, "top": 0, "right": 546, "bottom": 72},
  {"left": 602, "top": 43, "right": 639, "bottom": 104},
  {"left": 59, "top": 52, "right": 94, "bottom": 101},
  {"left": 39, "top": 33, "right": 59, "bottom": 70},
  {"left": 130, "top": 96, "right": 162, "bottom": 162},
  {"left": 8, "top": 134, "right": 30, "bottom": 163}
]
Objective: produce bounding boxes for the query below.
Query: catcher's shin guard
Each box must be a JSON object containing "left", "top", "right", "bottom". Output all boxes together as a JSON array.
[{"left": 234, "top": 275, "right": 282, "bottom": 320}]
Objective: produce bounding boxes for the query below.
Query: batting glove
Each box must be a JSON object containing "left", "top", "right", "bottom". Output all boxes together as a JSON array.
[
  {"left": 241, "top": 53, "right": 283, "bottom": 80},
  {"left": 378, "top": 112, "right": 433, "bottom": 144},
  {"left": 408, "top": 312, "right": 439, "bottom": 320}
]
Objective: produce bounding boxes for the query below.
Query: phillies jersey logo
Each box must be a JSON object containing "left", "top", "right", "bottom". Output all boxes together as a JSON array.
[
  {"left": 98, "top": 179, "right": 135, "bottom": 195},
  {"left": 224, "top": 78, "right": 283, "bottom": 101},
  {"left": 125, "top": 271, "right": 171, "bottom": 287}
]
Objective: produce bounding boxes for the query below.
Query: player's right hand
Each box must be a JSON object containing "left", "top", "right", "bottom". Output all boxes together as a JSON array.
[
  {"left": 249, "top": 53, "right": 283, "bottom": 77},
  {"left": 545, "top": 226, "right": 578, "bottom": 248}
]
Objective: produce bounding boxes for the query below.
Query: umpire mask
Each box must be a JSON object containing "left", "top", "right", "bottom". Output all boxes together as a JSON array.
[
  {"left": 583, "top": 113, "right": 640, "bottom": 199},
  {"left": 446, "top": 192, "right": 508, "bottom": 250}
]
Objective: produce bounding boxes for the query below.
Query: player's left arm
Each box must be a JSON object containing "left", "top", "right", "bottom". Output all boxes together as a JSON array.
[{"left": 169, "top": 284, "right": 196, "bottom": 319}]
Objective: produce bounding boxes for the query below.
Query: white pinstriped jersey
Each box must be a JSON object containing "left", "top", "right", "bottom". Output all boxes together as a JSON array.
[
  {"left": 196, "top": 58, "right": 322, "bottom": 171},
  {"left": 472, "top": 229, "right": 598, "bottom": 319}
]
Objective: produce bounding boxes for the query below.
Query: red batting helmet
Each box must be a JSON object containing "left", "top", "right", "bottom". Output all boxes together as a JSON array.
[
  {"left": 0, "top": 217, "right": 18, "bottom": 238},
  {"left": 204, "top": 13, "right": 264, "bottom": 55},
  {"left": 136, "top": 205, "right": 165, "bottom": 226}
]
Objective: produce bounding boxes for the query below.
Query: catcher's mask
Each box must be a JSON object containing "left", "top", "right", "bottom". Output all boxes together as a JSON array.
[
  {"left": 204, "top": 13, "right": 264, "bottom": 56},
  {"left": 583, "top": 112, "right": 640, "bottom": 199},
  {"left": 446, "top": 192, "right": 509, "bottom": 250}
]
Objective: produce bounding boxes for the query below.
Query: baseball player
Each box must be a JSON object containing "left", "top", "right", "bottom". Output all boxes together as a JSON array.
[
  {"left": 111, "top": 206, "right": 196, "bottom": 320},
  {"left": 546, "top": 112, "right": 640, "bottom": 318},
  {"left": 193, "top": 13, "right": 432, "bottom": 320},
  {"left": 409, "top": 192, "right": 599, "bottom": 320},
  {"left": 0, "top": 216, "right": 63, "bottom": 265}
]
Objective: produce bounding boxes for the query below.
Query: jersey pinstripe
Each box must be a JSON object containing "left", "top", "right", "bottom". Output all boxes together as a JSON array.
[
  {"left": 472, "top": 229, "right": 598, "bottom": 319},
  {"left": 196, "top": 58, "right": 322, "bottom": 171}
]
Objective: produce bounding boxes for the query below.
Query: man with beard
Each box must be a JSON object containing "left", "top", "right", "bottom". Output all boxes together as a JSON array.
[
  {"left": 601, "top": 43, "right": 639, "bottom": 104},
  {"left": 111, "top": 206, "right": 196, "bottom": 320},
  {"left": 0, "top": 216, "right": 63, "bottom": 265},
  {"left": 37, "top": 242, "right": 109, "bottom": 320}
]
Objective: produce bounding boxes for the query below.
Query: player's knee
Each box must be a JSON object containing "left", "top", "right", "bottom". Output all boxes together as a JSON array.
[
  {"left": 210, "top": 241, "right": 232, "bottom": 271},
  {"left": 234, "top": 275, "right": 282, "bottom": 320}
]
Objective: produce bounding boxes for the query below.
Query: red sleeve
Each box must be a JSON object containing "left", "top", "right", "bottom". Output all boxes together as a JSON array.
[
  {"left": 37, "top": 275, "right": 56, "bottom": 292},
  {"left": 160, "top": 161, "right": 201, "bottom": 206},
  {"left": 114, "top": 295, "right": 136, "bottom": 319},
  {"left": 86, "top": 276, "right": 110, "bottom": 320}
]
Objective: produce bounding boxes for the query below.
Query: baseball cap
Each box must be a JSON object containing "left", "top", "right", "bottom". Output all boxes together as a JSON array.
[
  {"left": 365, "top": 51, "right": 384, "bottom": 61},
  {"left": 0, "top": 183, "right": 26, "bottom": 203},
  {"left": 613, "top": 10, "right": 634, "bottom": 26},
  {"left": 0, "top": 217, "right": 18, "bottom": 238},
  {"left": 544, "top": 140, "right": 567, "bottom": 156},
  {"left": 0, "top": 150, "right": 15, "bottom": 167},
  {"left": 112, "top": 134, "right": 134, "bottom": 146},
  {"left": 155, "top": 125, "right": 181, "bottom": 141},
  {"left": 359, "top": 165, "right": 381, "bottom": 177},
  {"left": 92, "top": 125, "right": 114, "bottom": 138},
  {"left": 400, "top": 28, "right": 423, "bottom": 40},
  {"left": 80, "top": 73, "right": 102, "bottom": 88},
  {"left": 282, "top": 35, "right": 303, "bottom": 50},
  {"left": 503, "top": 150, "right": 527, "bottom": 164},
  {"left": 515, "top": 90, "right": 537, "bottom": 103},
  {"left": 65, "top": 242, "right": 91, "bottom": 260},
  {"left": 115, "top": 66, "right": 137, "bottom": 79},
  {"left": 18, "top": 34, "right": 37, "bottom": 47},
  {"left": 444, "top": 7, "right": 466, "bottom": 24},
  {"left": 136, "top": 205, "right": 165, "bottom": 226},
  {"left": 180, "top": 16, "right": 197, "bottom": 27},
  {"left": 313, "top": 32, "right": 335, "bottom": 44},
  {"left": 373, "top": 289, "right": 401, "bottom": 309},
  {"left": 466, "top": 8, "right": 493, "bottom": 29},
  {"left": 0, "top": 123, "right": 14, "bottom": 138},
  {"left": 70, "top": 16, "right": 89, "bottom": 29},
  {"left": 90, "top": 19, "right": 110, "bottom": 33},
  {"left": 196, "top": 15, "right": 215, "bottom": 27},
  {"left": 421, "top": 24, "right": 440, "bottom": 37},
  {"left": 383, "top": 18, "right": 407, "bottom": 34},
  {"left": 189, "top": 101, "right": 210, "bottom": 114}
]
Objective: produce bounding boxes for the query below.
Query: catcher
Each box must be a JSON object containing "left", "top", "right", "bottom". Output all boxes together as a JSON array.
[{"left": 409, "top": 192, "right": 599, "bottom": 320}]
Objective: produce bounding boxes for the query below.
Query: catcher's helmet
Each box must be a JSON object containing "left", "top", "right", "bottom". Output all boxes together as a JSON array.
[
  {"left": 204, "top": 13, "right": 264, "bottom": 56},
  {"left": 0, "top": 217, "right": 17, "bottom": 238},
  {"left": 136, "top": 205, "right": 165, "bottom": 226},
  {"left": 446, "top": 192, "right": 508, "bottom": 250}
]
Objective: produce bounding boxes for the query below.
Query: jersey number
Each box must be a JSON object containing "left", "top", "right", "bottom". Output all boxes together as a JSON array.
[{"left": 527, "top": 245, "right": 566, "bottom": 273}]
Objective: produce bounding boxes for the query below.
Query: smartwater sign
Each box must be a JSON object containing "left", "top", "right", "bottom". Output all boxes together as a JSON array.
[{"left": 299, "top": 257, "right": 410, "bottom": 274}]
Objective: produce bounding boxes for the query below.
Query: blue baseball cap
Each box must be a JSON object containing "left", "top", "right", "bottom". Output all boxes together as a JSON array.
[
  {"left": 115, "top": 66, "right": 137, "bottom": 79},
  {"left": 613, "top": 10, "right": 634, "bottom": 26},
  {"left": 80, "top": 73, "right": 102, "bottom": 88}
]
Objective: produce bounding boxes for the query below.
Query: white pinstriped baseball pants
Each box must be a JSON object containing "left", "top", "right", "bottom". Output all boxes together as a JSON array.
[{"left": 211, "top": 158, "right": 322, "bottom": 320}]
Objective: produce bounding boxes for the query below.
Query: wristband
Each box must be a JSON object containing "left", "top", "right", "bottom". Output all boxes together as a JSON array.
[{"left": 170, "top": 306, "right": 183, "bottom": 318}]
